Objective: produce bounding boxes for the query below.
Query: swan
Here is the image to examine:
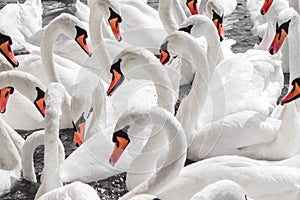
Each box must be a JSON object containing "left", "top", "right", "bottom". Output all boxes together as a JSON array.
[
  {"left": 33, "top": 82, "right": 100, "bottom": 200},
  {"left": 268, "top": 8, "right": 300, "bottom": 85},
  {"left": 0, "top": 0, "right": 42, "bottom": 52},
  {"left": 109, "top": 106, "right": 300, "bottom": 200},
  {"left": 159, "top": 31, "right": 296, "bottom": 161},
  {"left": 0, "top": 13, "right": 91, "bottom": 130}
]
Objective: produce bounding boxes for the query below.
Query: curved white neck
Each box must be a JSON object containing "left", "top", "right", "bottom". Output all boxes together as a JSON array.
[
  {"left": 120, "top": 107, "right": 187, "bottom": 199},
  {"left": 89, "top": 4, "right": 113, "bottom": 82},
  {"left": 40, "top": 22, "right": 63, "bottom": 83},
  {"left": 175, "top": 35, "right": 210, "bottom": 143},
  {"left": 159, "top": 0, "right": 187, "bottom": 32},
  {"left": 34, "top": 84, "right": 65, "bottom": 200}
]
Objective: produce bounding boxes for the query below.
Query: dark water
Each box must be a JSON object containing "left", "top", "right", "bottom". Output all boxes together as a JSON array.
[{"left": 0, "top": 0, "right": 264, "bottom": 199}]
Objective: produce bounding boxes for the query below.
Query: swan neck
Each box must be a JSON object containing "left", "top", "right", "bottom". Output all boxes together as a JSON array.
[
  {"left": 288, "top": 19, "right": 300, "bottom": 85},
  {"left": 158, "top": 0, "right": 179, "bottom": 32},
  {"left": 40, "top": 24, "right": 61, "bottom": 83},
  {"left": 89, "top": 5, "right": 112, "bottom": 80},
  {"left": 205, "top": 28, "right": 224, "bottom": 67}
]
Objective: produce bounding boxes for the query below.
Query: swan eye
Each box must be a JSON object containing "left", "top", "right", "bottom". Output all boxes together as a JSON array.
[
  {"left": 178, "top": 25, "right": 193, "bottom": 34},
  {"left": 112, "top": 126, "right": 130, "bottom": 149}
]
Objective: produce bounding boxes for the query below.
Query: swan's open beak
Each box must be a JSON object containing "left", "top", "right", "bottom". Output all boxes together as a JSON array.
[
  {"left": 109, "top": 127, "right": 130, "bottom": 166},
  {"left": 107, "top": 59, "right": 124, "bottom": 96},
  {"left": 269, "top": 20, "right": 290, "bottom": 55},
  {"left": 260, "top": 0, "right": 273, "bottom": 15},
  {"left": 186, "top": 0, "right": 199, "bottom": 15},
  {"left": 72, "top": 113, "right": 86, "bottom": 147},
  {"left": 34, "top": 87, "right": 46, "bottom": 117},
  {"left": 0, "top": 40, "right": 19, "bottom": 68},
  {"left": 212, "top": 10, "right": 224, "bottom": 42},
  {"left": 281, "top": 79, "right": 300, "bottom": 105},
  {"left": 0, "top": 86, "right": 14, "bottom": 113},
  {"left": 108, "top": 8, "right": 122, "bottom": 42},
  {"left": 75, "top": 35, "right": 92, "bottom": 57},
  {"left": 160, "top": 49, "right": 170, "bottom": 65}
]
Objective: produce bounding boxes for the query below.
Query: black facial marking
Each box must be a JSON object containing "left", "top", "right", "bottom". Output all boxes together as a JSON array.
[
  {"left": 108, "top": 7, "right": 122, "bottom": 24},
  {"left": 0, "top": 32, "right": 12, "bottom": 45},
  {"left": 276, "top": 20, "right": 291, "bottom": 40},
  {"left": 34, "top": 87, "right": 46, "bottom": 116},
  {"left": 75, "top": 26, "right": 88, "bottom": 39},
  {"left": 178, "top": 25, "right": 193, "bottom": 34},
  {"left": 212, "top": 9, "right": 223, "bottom": 23},
  {"left": 112, "top": 126, "right": 130, "bottom": 147},
  {"left": 186, "top": 0, "right": 198, "bottom": 11}
]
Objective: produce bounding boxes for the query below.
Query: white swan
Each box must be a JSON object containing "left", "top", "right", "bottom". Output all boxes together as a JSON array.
[
  {"left": 160, "top": 31, "right": 293, "bottom": 161},
  {"left": 0, "top": 0, "right": 42, "bottom": 52},
  {"left": 1, "top": 13, "right": 91, "bottom": 130},
  {"left": 268, "top": 8, "right": 300, "bottom": 85},
  {"left": 33, "top": 82, "right": 99, "bottom": 200}
]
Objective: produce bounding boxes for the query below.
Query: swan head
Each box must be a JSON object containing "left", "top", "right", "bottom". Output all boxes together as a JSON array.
[
  {"left": 268, "top": 8, "right": 298, "bottom": 55},
  {"left": 179, "top": 15, "right": 219, "bottom": 40},
  {"left": 260, "top": 0, "right": 273, "bottom": 15},
  {"left": 281, "top": 78, "right": 300, "bottom": 105},
  {"left": 109, "top": 125, "right": 130, "bottom": 166},
  {"left": 106, "top": 59, "right": 125, "bottom": 96},
  {"left": 186, "top": 0, "right": 200, "bottom": 15},
  {"left": 0, "top": 32, "right": 19, "bottom": 67},
  {"left": 106, "top": 47, "right": 161, "bottom": 96},
  {"left": 109, "top": 107, "right": 153, "bottom": 166},
  {"left": 0, "top": 86, "right": 14, "bottom": 113},
  {"left": 206, "top": 0, "right": 224, "bottom": 41},
  {"left": 47, "top": 13, "right": 92, "bottom": 57},
  {"left": 90, "top": 0, "right": 122, "bottom": 41},
  {"left": 72, "top": 113, "right": 86, "bottom": 147}
]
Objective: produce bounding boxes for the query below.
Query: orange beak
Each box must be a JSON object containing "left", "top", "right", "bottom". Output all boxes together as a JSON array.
[
  {"left": 260, "top": 0, "right": 273, "bottom": 15},
  {"left": 213, "top": 18, "right": 224, "bottom": 42},
  {"left": 109, "top": 137, "right": 130, "bottom": 166},
  {"left": 106, "top": 69, "right": 124, "bottom": 96},
  {"left": 281, "top": 82, "right": 300, "bottom": 105},
  {"left": 0, "top": 41, "right": 19, "bottom": 68},
  {"left": 160, "top": 49, "right": 170, "bottom": 65},
  {"left": 109, "top": 17, "right": 122, "bottom": 42},
  {"left": 0, "top": 87, "right": 14, "bottom": 113},
  {"left": 72, "top": 113, "right": 86, "bottom": 147},
  {"left": 186, "top": 0, "right": 199, "bottom": 15},
  {"left": 76, "top": 34, "right": 92, "bottom": 57},
  {"left": 269, "top": 28, "right": 288, "bottom": 55}
]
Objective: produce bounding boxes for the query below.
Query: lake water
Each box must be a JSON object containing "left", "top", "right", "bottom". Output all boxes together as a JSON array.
[{"left": 0, "top": 0, "right": 267, "bottom": 199}]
